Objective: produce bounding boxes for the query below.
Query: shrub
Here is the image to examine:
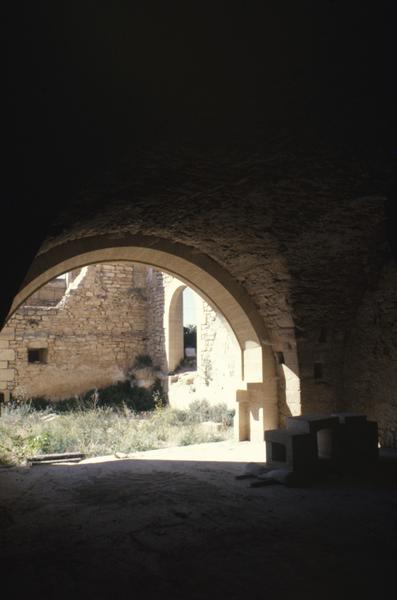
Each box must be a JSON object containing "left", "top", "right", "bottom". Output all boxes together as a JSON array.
[
  {"left": 95, "top": 380, "right": 161, "bottom": 412},
  {"left": 18, "top": 378, "right": 169, "bottom": 415},
  {"left": 150, "top": 378, "right": 168, "bottom": 408},
  {"left": 27, "top": 396, "right": 52, "bottom": 411},
  {"left": 54, "top": 396, "right": 89, "bottom": 412},
  {"left": 98, "top": 380, "right": 138, "bottom": 408},
  {"left": 186, "top": 399, "right": 211, "bottom": 423},
  {"left": 133, "top": 354, "right": 153, "bottom": 368},
  {"left": 208, "top": 404, "right": 235, "bottom": 427},
  {"left": 179, "top": 425, "right": 201, "bottom": 446},
  {"left": 183, "top": 400, "right": 235, "bottom": 426},
  {"left": 167, "top": 409, "right": 189, "bottom": 425}
]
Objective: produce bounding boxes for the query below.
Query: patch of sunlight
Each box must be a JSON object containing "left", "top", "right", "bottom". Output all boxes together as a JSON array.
[{"left": 81, "top": 440, "right": 267, "bottom": 465}]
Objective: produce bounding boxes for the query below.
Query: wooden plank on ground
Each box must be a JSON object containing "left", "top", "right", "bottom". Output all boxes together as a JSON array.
[{"left": 28, "top": 452, "right": 86, "bottom": 463}]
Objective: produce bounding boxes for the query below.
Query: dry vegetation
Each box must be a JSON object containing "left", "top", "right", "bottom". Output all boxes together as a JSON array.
[{"left": 0, "top": 400, "right": 234, "bottom": 466}]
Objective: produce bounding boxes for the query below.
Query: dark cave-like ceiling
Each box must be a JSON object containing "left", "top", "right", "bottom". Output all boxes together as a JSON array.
[
  {"left": 7, "top": 2, "right": 389, "bottom": 170},
  {"left": 2, "top": 1, "right": 391, "bottom": 322}
]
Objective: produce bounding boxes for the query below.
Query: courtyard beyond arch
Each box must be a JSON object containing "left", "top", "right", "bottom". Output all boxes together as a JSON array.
[{"left": 2, "top": 234, "right": 301, "bottom": 441}]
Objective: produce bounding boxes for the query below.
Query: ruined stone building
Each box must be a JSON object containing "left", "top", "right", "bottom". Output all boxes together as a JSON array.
[{"left": 1, "top": 262, "right": 239, "bottom": 412}]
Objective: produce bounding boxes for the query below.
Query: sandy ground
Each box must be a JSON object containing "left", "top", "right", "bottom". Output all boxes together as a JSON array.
[{"left": 1, "top": 440, "right": 397, "bottom": 600}]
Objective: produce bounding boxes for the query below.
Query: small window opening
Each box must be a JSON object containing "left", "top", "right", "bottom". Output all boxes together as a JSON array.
[
  {"left": 318, "top": 327, "right": 328, "bottom": 343},
  {"left": 0, "top": 392, "right": 4, "bottom": 404},
  {"left": 28, "top": 348, "right": 48, "bottom": 364},
  {"left": 276, "top": 351, "right": 285, "bottom": 365},
  {"left": 272, "top": 442, "right": 287, "bottom": 462},
  {"left": 314, "top": 362, "right": 323, "bottom": 380}
]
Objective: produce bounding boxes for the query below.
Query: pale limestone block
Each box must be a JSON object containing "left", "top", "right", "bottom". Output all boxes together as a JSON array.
[
  {"left": 0, "top": 369, "right": 15, "bottom": 382},
  {"left": 0, "top": 330, "right": 15, "bottom": 340},
  {"left": 0, "top": 350, "right": 15, "bottom": 361}
]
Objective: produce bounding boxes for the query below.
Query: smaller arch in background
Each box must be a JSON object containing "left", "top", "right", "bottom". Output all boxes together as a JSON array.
[{"left": 165, "top": 281, "right": 186, "bottom": 372}]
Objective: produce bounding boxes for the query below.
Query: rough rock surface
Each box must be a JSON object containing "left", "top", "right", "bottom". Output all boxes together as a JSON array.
[{"left": 344, "top": 261, "right": 397, "bottom": 446}]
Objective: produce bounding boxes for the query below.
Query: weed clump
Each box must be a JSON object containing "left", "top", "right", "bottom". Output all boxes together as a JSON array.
[{"left": 133, "top": 354, "right": 153, "bottom": 368}]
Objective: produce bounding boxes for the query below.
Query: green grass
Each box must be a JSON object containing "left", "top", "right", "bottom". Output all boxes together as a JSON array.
[{"left": 0, "top": 401, "right": 234, "bottom": 466}]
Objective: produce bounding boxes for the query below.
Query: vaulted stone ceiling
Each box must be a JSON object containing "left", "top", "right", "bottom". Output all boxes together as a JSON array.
[{"left": 3, "top": 2, "right": 391, "bottom": 325}]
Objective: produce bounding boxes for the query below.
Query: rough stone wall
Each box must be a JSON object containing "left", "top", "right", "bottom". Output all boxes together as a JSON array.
[
  {"left": 145, "top": 268, "right": 167, "bottom": 370},
  {"left": 196, "top": 301, "right": 241, "bottom": 404},
  {"left": 0, "top": 327, "right": 14, "bottom": 401},
  {"left": 0, "top": 262, "right": 241, "bottom": 408},
  {"left": 3, "top": 263, "right": 148, "bottom": 400},
  {"left": 199, "top": 303, "right": 237, "bottom": 383},
  {"left": 343, "top": 260, "right": 397, "bottom": 447},
  {"left": 25, "top": 278, "right": 67, "bottom": 307}
]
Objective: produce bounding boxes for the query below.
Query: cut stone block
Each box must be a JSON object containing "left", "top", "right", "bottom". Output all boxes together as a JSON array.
[
  {"left": 331, "top": 412, "right": 367, "bottom": 425},
  {"left": 0, "top": 330, "right": 15, "bottom": 340},
  {"left": 286, "top": 414, "right": 340, "bottom": 434},
  {"left": 265, "top": 429, "right": 318, "bottom": 472},
  {"left": 337, "top": 420, "right": 378, "bottom": 463},
  {"left": 0, "top": 349, "right": 15, "bottom": 361},
  {"left": 286, "top": 414, "right": 341, "bottom": 460},
  {"left": 0, "top": 369, "right": 15, "bottom": 382}
]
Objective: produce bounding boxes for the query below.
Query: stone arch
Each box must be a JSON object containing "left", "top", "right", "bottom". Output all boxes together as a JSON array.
[
  {"left": 165, "top": 281, "right": 186, "bottom": 372},
  {"left": 163, "top": 276, "right": 243, "bottom": 412},
  {"left": 5, "top": 233, "right": 298, "bottom": 440}
]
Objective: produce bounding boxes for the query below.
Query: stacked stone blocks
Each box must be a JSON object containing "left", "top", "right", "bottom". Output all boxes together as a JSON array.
[{"left": 265, "top": 413, "right": 378, "bottom": 473}]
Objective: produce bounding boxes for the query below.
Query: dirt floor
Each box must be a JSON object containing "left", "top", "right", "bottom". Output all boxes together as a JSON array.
[{"left": 1, "top": 440, "right": 397, "bottom": 600}]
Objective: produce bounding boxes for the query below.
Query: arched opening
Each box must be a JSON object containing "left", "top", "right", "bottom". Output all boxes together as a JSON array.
[
  {"left": 163, "top": 276, "right": 243, "bottom": 413},
  {"left": 166, "top": 284, "right": 185, "bottom": 373},
  {"left": 1, "top": 234, "right": 299, "bottom": 441},
  {"left": 165, "top": 283, "right": 200, "bottom": 373}
]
